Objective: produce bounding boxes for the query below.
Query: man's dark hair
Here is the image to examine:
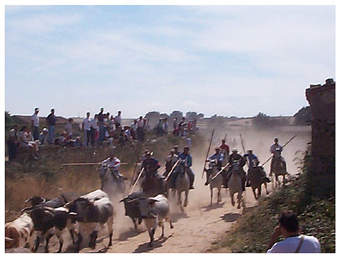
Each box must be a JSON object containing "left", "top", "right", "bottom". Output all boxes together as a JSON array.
[{"left": 279, "top": 211, "right": 299, "bottom": 232}]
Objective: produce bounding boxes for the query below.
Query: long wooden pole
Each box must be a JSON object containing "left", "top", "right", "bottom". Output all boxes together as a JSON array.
[
  {"left": 130, "top": 143, "right": 144, "bottom": 187},
  {"left": 202, "top": 129, "right": 215, "bottom": 178},
  {"left": 211, "top": 162, "right": 230, "bottom": 181},
  {"left": 260, "top": 135, "right": 297, "bottom": 167},
  {"left": 62, "top": 162, "right": 128, "bottom": 166},
  {"left": 239, "top": 134, "right": 249, "bottom": 169},
  {"left": 165, "top": 160, "right": 180, "bottom": 182},
  {"left": 129, "top": 167, "right": 144, "bottom": 195}
]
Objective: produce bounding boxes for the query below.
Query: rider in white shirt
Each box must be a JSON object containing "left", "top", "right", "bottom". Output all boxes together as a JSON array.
[
  {"left": 102, "top": 152, "right": 126, "bottom": 180},
  {"left": 270, "top": 138, "right": 287, "bottom": 176}
]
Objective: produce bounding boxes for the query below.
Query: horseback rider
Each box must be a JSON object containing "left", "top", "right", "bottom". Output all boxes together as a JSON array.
[
  {"left": 141, "top": 151, "right": 161, "bottom": 177},
  {"left": 223, "top": 148, "right": 247, "bottom": 191},
  {"left": 173, "top": 145, "right": 181, "bottom": 156},
  {"left": 220, "top": 139, "right": 230, "bottom": 156},
  {"left": 101, "top": 152, "right": 126, "bottom": 181},
  {"left": 205, "top": 147, "right": 224, "bottom": 186},
  {"left": 172, "top": 146, "right": 195, "bottom": 189},
  {"left": 270, "top": 138, "right": 287, "bottom": 176},
  {"left": 244, "top": 149, "right": 270, "bottom": 186},
  {"left": 163, "top": 149, "right": 178, "bottom": 177}
]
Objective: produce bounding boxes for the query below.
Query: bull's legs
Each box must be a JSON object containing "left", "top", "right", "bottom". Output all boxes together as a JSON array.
[
  {"left": 76, "top": 232, "right": 82, "bottom": 253},
  {"left": 183, "top": 190, "right": 189, "bottom": 207},
  {"left": 107, "top": 217, "right": 114, "bottom": 247},
  {"left": 159, "top": 220, "right": 165, "bottom": 238},
  {"left": 44, "top": 232, "right": 54, "bottom": 253},
  {"left": 89, "top": 231, "right": 98, "bottom": 249},
  {"left": 148, "top": 228, "right": 155, "bottom": 247},
  {"left": 55, "top": 228, "right": 63, "bottom": 253},
  {"left": 132, "top": 218, "right": 138, "bottom": 229}
]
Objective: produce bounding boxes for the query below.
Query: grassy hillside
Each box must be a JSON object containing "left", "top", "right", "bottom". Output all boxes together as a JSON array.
[{"left": 208, "top": 154, "right": 335, "bottom": 253}]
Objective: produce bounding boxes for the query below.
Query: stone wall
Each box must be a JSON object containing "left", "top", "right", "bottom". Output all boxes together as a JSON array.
[{"left": 305, "top": 78, "right": 335, "bottom": 197}]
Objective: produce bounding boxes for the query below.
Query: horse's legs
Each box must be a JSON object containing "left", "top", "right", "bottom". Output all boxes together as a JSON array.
[
  {"left": 237, "top": 192, "right": 241, "bottom": 209},
  {"left": 178, "top": 191, "right": 184, "bottom": 212},
  {"left": 217, "top": 187, "right": 222, "bottom": 203},
  {"left": 210, "top": 187, "right": 213, "bottom": 206},
  {"left": 251, "top": 187, "right": 257, "bottom": 200},
  {"left": 264, "top": 182, "right": 269, "bottom": 195},
  {"left": 283, "top": 175, "right": 286, "bottom": 186},
  {"left": 230, "top": 191, "right": 235, "bottom": 206},
  {"left": 184, "top": 190, "right": 189, "bottom": 207},
  {"left": 258, "top": 185, "right": 262, "bottom": 198}
]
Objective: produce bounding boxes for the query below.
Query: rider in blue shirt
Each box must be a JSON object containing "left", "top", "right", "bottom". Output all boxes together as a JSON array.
[{"left": 172, "top": 146, "right": 195, "bottom": 189}]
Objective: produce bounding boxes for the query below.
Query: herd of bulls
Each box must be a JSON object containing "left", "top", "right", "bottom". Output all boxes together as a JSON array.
[{"left": 5, "top": 188, "right": 173, "bottom": 253}]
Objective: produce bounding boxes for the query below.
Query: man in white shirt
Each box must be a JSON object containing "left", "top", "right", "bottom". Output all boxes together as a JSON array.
[
  {"left": 101, "top": 152, "right": 126, "bottom": 180},
  {"left": 31, "top": 107, "right": 39, "bottom": 140},
  {"left": 82, "top": 112, "right": 91, "bottom": 146},
  {"left": 90, "top": 114, "right": 99, "bottom": 146},
  {"left": 267, "top": 211, "right": 321, "bottom": 253},
  {"left": 114, "top": 111, "right": 122, "bottom": 130}
]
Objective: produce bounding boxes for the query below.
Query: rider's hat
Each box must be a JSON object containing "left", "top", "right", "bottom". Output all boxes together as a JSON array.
[
  {"left": 173, "top": 145, "right": 178, "bottom": 148},
  {"left": 232, "top": 148, "right": 238, "bottom": 152},
  {"left": 145, "top": 151, "right": 153, "bottom": 156},
  {"left": 215, "top": 147, "right": 220, "bottom": 151}
]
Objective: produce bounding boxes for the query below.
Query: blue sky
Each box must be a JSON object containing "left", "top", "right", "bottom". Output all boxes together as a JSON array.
[{"left": 5, "top": 5, "right": 335, "bottom": 118}]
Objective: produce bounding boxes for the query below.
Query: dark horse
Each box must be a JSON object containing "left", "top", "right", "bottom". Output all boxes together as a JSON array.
[{"left": 141, "top": 167, "right": 166, "bottom": 197}]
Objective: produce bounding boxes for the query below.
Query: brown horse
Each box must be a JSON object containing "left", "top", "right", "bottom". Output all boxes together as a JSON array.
[
  {"left": 248, "top": 166, "right": 269, "bottom": 200},
  {"left": 141, "top": 169, "right": 166, "bottom": 197}
]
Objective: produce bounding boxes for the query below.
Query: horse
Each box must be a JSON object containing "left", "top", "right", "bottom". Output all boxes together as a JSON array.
[
  {"left": 228, "top": 160, "right": 243, "bottom": 209},
  {"left": 99, "top": 165, "right": 126, "bottom": 201},
  {"left": 170, "top": 159, "right": 190, "bottom": 213},
  {"left": 205, "top": 159, "right": 223, "bottom": 206},
  {"left": 248, "top": 165, "right": 269, "bottom": 200},
  {"left": 141, "top": 167, "right": 166, "bottom": 197},
  {"left": 271, "top": 148, "right": 287, "bottom": 188}
]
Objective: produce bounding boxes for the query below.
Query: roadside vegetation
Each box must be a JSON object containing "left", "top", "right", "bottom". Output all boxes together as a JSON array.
[{"left": 209, "top": 153, "right": 335, "bottom": 253}]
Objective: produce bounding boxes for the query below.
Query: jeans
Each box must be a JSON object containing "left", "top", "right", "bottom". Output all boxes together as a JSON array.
[
  {"left": 48, "top": 125, "right": 55, "bottom": 144},
  {"left": 32, "top": 126, "right": 39, "bottom": 141},
  {"left": 99, "top": 122, "right": 104, "bottom": 142}
]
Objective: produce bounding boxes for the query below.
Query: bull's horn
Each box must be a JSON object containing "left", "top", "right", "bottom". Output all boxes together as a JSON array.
[
  {"left": 119, "top": 197, "right": 127, "bottom": 203},
  {"left": 25, "top": 197, "right": 32, "bottom": 203},
  {"left": 21, "top": 207, "right": 34, "bottom": 213}
]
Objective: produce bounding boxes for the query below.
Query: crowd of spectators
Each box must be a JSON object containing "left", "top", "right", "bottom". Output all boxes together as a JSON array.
[{"left": 6, "top": 107, "right": 149, "bottom": 161}]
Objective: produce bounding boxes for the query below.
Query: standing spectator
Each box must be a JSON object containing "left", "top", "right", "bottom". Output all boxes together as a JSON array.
[
  {"left": 163, "top": 118, "right": 169, "bottom": 134},
  {"left": 39, "top": 128, "right": 49, "bottom": 146},
  {"left": 114, "top": 111, "right": 122, "bottom": 130},
  {"left": 137, "top": 116, "right": 145, "bottom": 142},
  {"left": 46, "top": 108, "right": 56, "bottom": 144},
  {"left": 104, "top": 112, "right": 111, "bottom": 138},
  {"left": 130, "top": 119, "right": 138, "bottom": 140},
  {"left": 98, "top": 107, "right": 105, "bottom": 143},
  {"left": 90, "top": 114, "right": 99, "bottom": 146},
  {"left": 65, "top": 118, "right": 73, "bottom": 138},
  {"left": 7, "top": 124, "right": 19, "bottom": 161},
  {"left": 173, "top": 117, "right": 178, "bottom": 131},
  {"left": 82, "top": 112, "right": 91, "bottom": 146},
  {"left": 108, "top": 115, "right": 115, "bottom": 135},
  {"left": 31, "top": 107, "right": 39, "bottom": 140},
  {"left": 267, "top": 211, "right": 321, "bottom": 253}
]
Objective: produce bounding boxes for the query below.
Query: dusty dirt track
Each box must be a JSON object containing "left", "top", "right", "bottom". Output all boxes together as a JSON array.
[{"left": 37, "top": 174, "right": 259, "bottom": 253}]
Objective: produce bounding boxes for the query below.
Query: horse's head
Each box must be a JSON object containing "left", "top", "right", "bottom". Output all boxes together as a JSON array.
[
  {"left": 208, "top": 159, "right": 218, "bottom": 169},
  {"left": 177, "top": 159, "right": 187, "bottom": 175},
  {"left": 99, "top": 165, "right": 108, "bottom": 180},
  {"left": 231, "top": 160, "right": 240, "bottom": 174}
]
